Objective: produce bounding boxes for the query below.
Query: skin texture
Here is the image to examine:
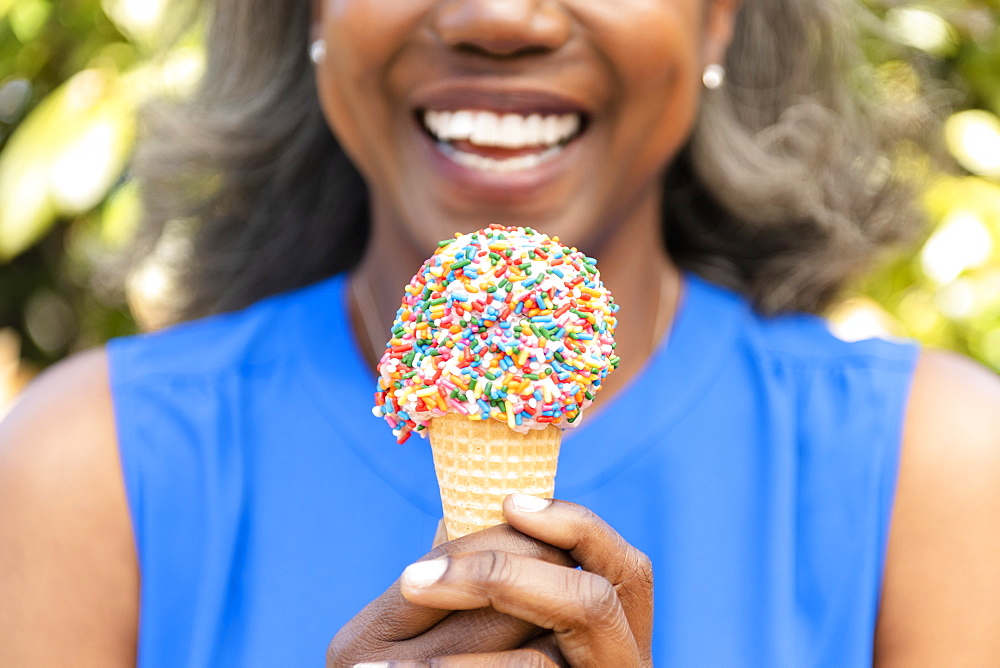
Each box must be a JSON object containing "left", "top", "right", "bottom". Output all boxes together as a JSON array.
[
  {"left": 0, "top": 350, "right": 138, "bottom": 666},
  {"left": 1, "top": 1, "right": 999, "bottom": 666},
  {"left": 874, "top": 351, "right": 1000, "bottom": 666}
]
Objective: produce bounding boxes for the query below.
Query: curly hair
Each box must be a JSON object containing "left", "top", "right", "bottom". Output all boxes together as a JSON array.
[{"left": 130, "top": 0, "right": 925, "bottom": 324}]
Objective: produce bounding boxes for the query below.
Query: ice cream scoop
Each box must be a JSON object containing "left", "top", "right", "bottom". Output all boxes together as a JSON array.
[{"left": 373, "top": 224, "right": 619, "bottom": 537}]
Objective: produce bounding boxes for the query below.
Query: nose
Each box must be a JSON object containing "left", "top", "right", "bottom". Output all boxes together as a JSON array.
[{"left": 432, "top": 0, "right": 571, "bottom": 57}]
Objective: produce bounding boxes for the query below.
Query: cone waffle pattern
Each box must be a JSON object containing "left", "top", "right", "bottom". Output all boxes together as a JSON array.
[{"left": 430, "top": 413, "right": 561, "bottom": 540}]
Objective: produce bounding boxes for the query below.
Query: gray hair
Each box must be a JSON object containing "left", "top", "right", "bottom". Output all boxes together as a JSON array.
[{"left": 131, "top": 0, "right": 926, "bottom": 323}]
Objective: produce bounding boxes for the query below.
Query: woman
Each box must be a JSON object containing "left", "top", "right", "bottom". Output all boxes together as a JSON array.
[{"left": 2, "top": 0, "right": 999, "bottom": 665}]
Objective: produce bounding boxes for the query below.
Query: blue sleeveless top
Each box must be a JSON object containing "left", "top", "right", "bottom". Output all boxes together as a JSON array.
[{"left": 108, "top": 273, "right": 918, "bottom": 667}]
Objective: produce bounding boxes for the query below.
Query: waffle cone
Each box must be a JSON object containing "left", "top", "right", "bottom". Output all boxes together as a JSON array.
[{"left": 429, "top": 412, "right": 561, "bottom": 540}]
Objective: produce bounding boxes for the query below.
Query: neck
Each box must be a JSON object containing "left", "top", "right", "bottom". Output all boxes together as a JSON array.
[{"left": 350, "top": 195, "right": 682, "bottom": 404}]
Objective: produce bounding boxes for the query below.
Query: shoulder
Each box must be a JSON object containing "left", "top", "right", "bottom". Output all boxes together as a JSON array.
[
  {"left": 0, "top": 349, "right": 119, "bottom": 502},
  {"left": 0, "top": 348, "right": 137, "bottom": 664},
  {"left": 905, "top": 347, "right": 1000, "bottom": 438},
  {"left": 876, "top": 349, "right": 1000, "bottom": 665}
]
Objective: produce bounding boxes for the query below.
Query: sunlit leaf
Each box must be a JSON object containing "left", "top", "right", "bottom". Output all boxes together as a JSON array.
[
  {"left": 50, "top": 99, "right": 135, "bottom": 212},
  {"left": 897, "top": 290, "right": 948, "bottom": 340},
  {"left": 0, "top": 0, "right": 16, "bottom": 23},
  {"left": 923, "top": 175, "right": 1000, "bottom": 233},
  {"left": 0, "top": 159, "right": 54, "bottom": 260},
  {"left": 885, "top": 7, "right": 959, "bottom": 58},
  {"left": 920, "top": 211, "right": 993, "bottom": 284},
  {"left": 122, "top": 43, "right": 205, "bottom": 101},
  {"left": 101, "top": 179, "right": 141, "bottom": 248},
  {"left": 935, "top": 277, "right": 992, "bottom": 320},
  {"left": 975, "top": 328, "right": 1000, "bottom": 372},
  {"left": 101, "top": 0, "right": 169, "bottom": 47},
  {"left": 827, "top": 297, "right": 904, "bottom": 342},
  {"left": 0, "top": 68, "right": 135, "bottom": 262},
  {"left": 8, "top": 0, "right": 51, "bottom": 44},
  {"left": 945, "top": 110, "right": 1000, "bottom": 179}
]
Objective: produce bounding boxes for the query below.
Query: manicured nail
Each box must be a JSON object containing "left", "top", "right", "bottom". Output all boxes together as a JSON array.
[
  {"left": 401, "top": 557, "right": 448, "bottom": 588},
  {"left": 510, "top": 493, "right": 551, "bottom": 512},
  {"left": 353, "top": 663, "right": 390, "bottom": 668}
]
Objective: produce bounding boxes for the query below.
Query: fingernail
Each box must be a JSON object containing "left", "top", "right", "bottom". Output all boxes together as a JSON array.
[
  {"left": 353, "top": 664, "right": 390, "bottom": 668},
  {"left": 401, "top": 557, "right": 448, "bottom": 588},
  {"left": 510, "top": 493, "right": 551, "bottom": 512}
]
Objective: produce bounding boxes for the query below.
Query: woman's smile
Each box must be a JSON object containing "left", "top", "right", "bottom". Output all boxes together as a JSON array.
[
  {"left": 420, "top": 108, "right": 582, "bottom": 171},
  {"left": 410, "top": 84, "right": 591, "bottom": 200},
  {"left": 313, "top": 0, "right": 725, "bottom": 250}
]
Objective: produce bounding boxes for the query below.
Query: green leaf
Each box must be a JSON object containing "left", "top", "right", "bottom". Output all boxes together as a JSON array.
[
  {"left": 0, "top": 0, "right": 16, "bottom": 23},
  {"left": 8, "top": 0, "right": 52, "bottom": 44},
  {"left": 0, "top": 68, "right": 135, "bottom": 262}
]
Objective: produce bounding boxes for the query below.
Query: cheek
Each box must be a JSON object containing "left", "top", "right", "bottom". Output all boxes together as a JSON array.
[
  {"left": 321, "top": 0, "right": 420, "bottom": 73},
  {"left": 580, "top": 2, "right": 704, "bottom": 175},
  {"left": 315, "top": 1, "right": 426, "bottom": 176}
]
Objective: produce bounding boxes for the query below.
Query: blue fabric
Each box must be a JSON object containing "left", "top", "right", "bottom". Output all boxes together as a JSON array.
[{"left": 108, "top": 273, "right": 918, "bottom": 667}]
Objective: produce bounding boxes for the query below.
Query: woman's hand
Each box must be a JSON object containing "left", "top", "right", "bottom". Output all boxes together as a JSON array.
[{"left": 327, "top": 496, "right": 653, "bottom": 667}]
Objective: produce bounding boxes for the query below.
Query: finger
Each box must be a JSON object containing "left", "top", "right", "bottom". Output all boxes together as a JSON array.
[
  {"left": 502, "top": 496, "right": 653, "bottom": 658},
  {"left": 328, "top": 524, "right": 574, "bottom": 666},
  {"left": 519, "top": 632, "right": 569, "bottom": 668},
  {"left": 398, "top": 607, "right": 538, "bottom": 656},
  {"left": 399, "top": 551, "right": 640, "bottom": 668},
  {"left": 427, "top": 649, "right": 559, "bottom": 667},
  {"left": 345, "top": 521, "right": 574, "bottom": 637},
  {"left": 359, "top": 649, "right": 558, "bottom": 667}
]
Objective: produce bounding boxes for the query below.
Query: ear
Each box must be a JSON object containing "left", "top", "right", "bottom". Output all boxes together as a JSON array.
[{"left": 704, "top": 0, "right": 743, "bottom": 66}]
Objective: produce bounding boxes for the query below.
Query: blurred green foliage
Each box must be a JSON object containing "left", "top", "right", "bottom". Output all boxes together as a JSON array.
[
  {"left": 847, "top": 1, "right": 1000, "bottom": 370},
  {"left": 0, "top": 0, "right": 998, "bottom": 398},
  {"left": 0, "top": 0, "right": 199, "bottom": 380}
]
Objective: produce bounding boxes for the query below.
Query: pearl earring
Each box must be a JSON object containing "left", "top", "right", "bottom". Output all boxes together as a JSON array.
[
  {"left": 702, "top": 64, "right": 725, "bottom": 90},
  {"left": 309, "top": 40, "right": 327, "bottom": 65}
]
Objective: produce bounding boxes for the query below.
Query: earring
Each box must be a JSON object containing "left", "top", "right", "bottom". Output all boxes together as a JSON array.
[
  {"left": 702, "top": 64, "right": 725, "bottom": 90},
  {"left": 309, "top": 40, "right": 327, "bottom": 65}
]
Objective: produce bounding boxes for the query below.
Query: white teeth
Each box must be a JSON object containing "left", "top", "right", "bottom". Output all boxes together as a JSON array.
[
  {"left": 450, "top": 110, "right": 474, "bottom": 137},
  {"left": 544, "top": 116, "right": 562, "bottom": 145},
  {"left": 498, "top": 114, "right": 523, "bottom": 149},
  {"left": 471, "top": 112, "right": 499, "bottom": 145},
  {"left": 523, "top": 114, "right": 542, "bottom": 143},
  {"left": 424, "top": 109, "right": 581, "bottom": 149}
]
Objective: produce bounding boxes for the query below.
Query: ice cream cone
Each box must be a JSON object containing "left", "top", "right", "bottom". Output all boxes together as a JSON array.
[
  {"left": 430, "top": 412, "right": 561, "bottom": 540},
  {"left": 375, "top": 226, "right": 619, "bottom": 541}
]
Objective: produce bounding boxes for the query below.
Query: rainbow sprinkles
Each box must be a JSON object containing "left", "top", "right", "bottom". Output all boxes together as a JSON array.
[{"left": 373, "top": 225, "right": 620, "bottom": 443}]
